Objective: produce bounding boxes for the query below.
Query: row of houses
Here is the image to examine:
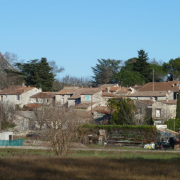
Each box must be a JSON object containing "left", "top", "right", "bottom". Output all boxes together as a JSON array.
[{"left": 0, "top": 81, "right": 179, "bottom": 126}]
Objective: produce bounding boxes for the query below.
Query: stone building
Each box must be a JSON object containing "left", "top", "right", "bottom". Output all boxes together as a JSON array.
[{"left": 0, "top": 85, "right": 42, "bottom": 108}]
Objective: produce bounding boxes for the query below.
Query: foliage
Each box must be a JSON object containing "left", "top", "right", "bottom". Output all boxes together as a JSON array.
[
  {"left": 107, "top": 98, "right": 137, "bottom": 125},
  {"left": 6, "top": 58, "right": 55, "bottom": 91},
  {"left": 91, "top": 59, "right": 121, "bottom": 85},
  {"left": 114, "top": 69, "right": 144, "bottom": 86},
  {"left": 163, "top": 58, "right": 180, "bottom": 81},
  {"left": 164, "top": 118, "right": 180, "bottom": 131},
  {"left": 81, "top": 123, "right": 157, "bottom": 131},
  {"left": 133, "top": 49, "right": 151, "bottom": 83},
  {"left": 1, "top": 120, "right": 15, "bottom": 130},
  {"left": 149, "top": 63, "right": 167, "bottom": 82},
  {"left": 176, "top": 90, "right": 180, "bottom": 118},
  {"left": 143, "top": 114, "right": 154, "bottom": 125}
]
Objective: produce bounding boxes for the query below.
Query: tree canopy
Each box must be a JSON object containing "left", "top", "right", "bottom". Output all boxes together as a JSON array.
[
  {"left": 5, "top": 58, "right": 56, "bottom": 91},
  {"left": 107, "top": 98, "right": 137, "bottom": 125},
  {"left": 91, "top": 59, "right": 121, "bottom": 85},
  {"left": 163, "top": 58, "right": 180, "bottom": 81}
]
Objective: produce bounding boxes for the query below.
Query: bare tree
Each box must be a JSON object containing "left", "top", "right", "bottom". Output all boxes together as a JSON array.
[
  {"left": 53, "top": 75, "right": 92, "bottom": 91},
  {"left": 0, "top": 101, "right": 16, "bottom": 131},
  {"left": 33, "top": 105, "right": 83, "bottom": 155}
]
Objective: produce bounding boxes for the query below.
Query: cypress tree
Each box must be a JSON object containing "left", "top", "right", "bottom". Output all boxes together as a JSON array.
[{"left": 176, "top": 90, "right": 180, "bottom": 118}]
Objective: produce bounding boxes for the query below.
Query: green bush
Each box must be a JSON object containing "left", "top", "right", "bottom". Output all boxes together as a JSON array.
[
  {"left": 164, "top": 118, "right": 180, "bottom": 131},
  {"left": 2, "top": 121, "right": 15, "bottom": 130}
]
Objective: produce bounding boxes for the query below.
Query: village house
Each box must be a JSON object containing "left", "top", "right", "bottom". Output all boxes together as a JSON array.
[
  {"left": 152, "top": 100, "right": 177, "bottom": 125},
  {"left": 127, "top": 81, "right": 180, "bottom": 125},
  {"left": 30, "top": 92, "right": 56, "bottom": 106},
  {"left": 0, "top": 85, "right": 42, "bottom": 108},
  {"left": 55, "top": 86, "right": 79, "bottom": 106}
]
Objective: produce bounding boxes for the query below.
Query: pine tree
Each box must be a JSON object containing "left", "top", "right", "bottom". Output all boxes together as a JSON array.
[
  {"left": 133, "top": 49, "right": 151, "bottom": 82},
  {"left": 11, "top": 58, "right": 55, "bottom": 91},
  {"left": 176, "top": 90, "right": 180, "bottom": 118}
]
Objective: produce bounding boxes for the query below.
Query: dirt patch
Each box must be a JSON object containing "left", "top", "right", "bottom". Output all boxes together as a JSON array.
[{"left": 70, "top": 142, "right": 88, "bottom": 148}]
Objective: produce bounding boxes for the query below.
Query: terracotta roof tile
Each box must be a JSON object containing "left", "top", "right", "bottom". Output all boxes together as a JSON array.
[
  {"left": 31, "top": 92, "right": 56, "bottom": 98},
  {"left": 57, "top": 89, "right": 75, "bottom": 95},
  {"left": 128, "top": 91, "right": 168, "bottom": 97},
  {"left": 68, "top": 88, "right": 101, "bottom": 99},
  {"left": 139, "top": 82, "right": 179, "bottom": 92},
  {"left": 74, "top": 102, "right": 96, "bottom": 109},
  {"left": 116, "top": 87, "right": 131, "bottom": 94},
  {"left": 159, "top": 100, "right": 177, "bottom": 105},
  {"left": 25, "top": 103, "right": 43, "bottom": 108},
  {"left": 102, "top": 92, "right": 115, "bottom": 97},
  {"left": 135, "top": 100, "right": 154, "bottom": 106},
  {"left": 0, "top": 85, "right": 36, "bottom": 95},
  {"left": 93, "top": 106, "right": 111, "bottom": 115}
]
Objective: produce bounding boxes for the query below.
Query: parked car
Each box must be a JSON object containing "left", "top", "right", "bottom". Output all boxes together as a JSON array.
[
  {"left": 155, "top": 142, "right": 172, "bottom": 150},
  {"left": 26, "top": 134, "right": 41, "bottom": 140}
]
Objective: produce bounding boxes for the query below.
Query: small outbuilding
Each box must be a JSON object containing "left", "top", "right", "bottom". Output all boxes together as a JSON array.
[{"left": 0, "top": 132, "right": 13, "bottom": 140}]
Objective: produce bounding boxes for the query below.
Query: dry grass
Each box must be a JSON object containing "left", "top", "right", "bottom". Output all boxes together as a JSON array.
[{"left": 0, "top": 156, "right": 180, "bottom": 180}]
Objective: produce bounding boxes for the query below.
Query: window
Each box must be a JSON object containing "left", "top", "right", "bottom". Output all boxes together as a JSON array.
[
  {"left": 155, "top": 109, "right": 161, "bottom": 118},
  {"left": 36, "top": 98, "right": 38, "bottom": 103},
  {"left": 154, "top": 97, "right": 157, "bottom": 101},
  {"left": 86, "top": 95, "right": 90, "bottom": 101},
  {"left": 16, "top": 95, "right": 20, "bottom": 101}
]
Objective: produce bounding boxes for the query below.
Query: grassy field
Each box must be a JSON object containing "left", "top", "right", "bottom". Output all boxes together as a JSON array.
[{"left": 0, "top": 149, "right": 180, "bottom": 180}]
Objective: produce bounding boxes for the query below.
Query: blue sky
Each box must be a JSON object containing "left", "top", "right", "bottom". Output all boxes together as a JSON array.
[{"left": 1, "top": 0, "right": 180, "bottom": 79}]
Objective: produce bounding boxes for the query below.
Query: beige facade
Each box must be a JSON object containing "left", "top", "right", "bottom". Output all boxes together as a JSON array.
[
  {"left": 1, "top": 88, "right": 42, "bottom": 108},
  {"left": 152, "top": 101, "right": 176, "bottom": 124}
]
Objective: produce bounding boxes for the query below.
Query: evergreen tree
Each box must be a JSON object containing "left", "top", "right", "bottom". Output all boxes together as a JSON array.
[
  {"left": 107, "top": 98, "right": 137, "bottom": 125},
  {"left": 91, "top": 59, "right": 121, "bottom": 85},
  {"left": 133, "top": 49, "right": 151, "bottom": 82},
  {"left": 176, "top": 90, "right": 180, "bottom": 118},
  {"left": 8, "top": 58, "right": 55, "bottom": 91}
]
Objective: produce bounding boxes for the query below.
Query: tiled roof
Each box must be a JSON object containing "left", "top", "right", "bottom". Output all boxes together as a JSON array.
[
  {"left": 93, "top": 106, "right": 111, "bottom": 115},
  {"left": 31, "top": 92, "right": 56, "bottom": 98},
  {"left": 0, "top": 85, "right": 36, "bottom": 95},
  {"left": 25, "top": 103, "right": 43, "bottom": 108},
  {"left": 135, "top": 100, "right": 154, "bottom": 106},
  {"left": 132, "top": 85, "right": 143, "bottom": 91},
  {"left": 159, "top": 100, "right": 177, "bottom": 105},
  {"left": 128, "top": 91, "right": 168, "bottom": 97},
  {"left": 57, "top": 89, "right": 75, "bottom": 95},
  {"left": 80, "top": 88, "right": 101, "bottom": 95},
  {"left": 139, "top": 82, "right": 179, "bottom": 92},
  {"left": 103, "top": 87, "right": 120, "bottom": 92},
  {"left": 116, "top": 87, "right": 131, "bottom": 94},
  {"left": 74, "top": 102, "right": 96, "bottom": 109},
  {"left": 68, "top": 88, "right": 101, "bottom": 99},
  {"left": 102, "top": 92, "right": 115, "bottom": 97}
]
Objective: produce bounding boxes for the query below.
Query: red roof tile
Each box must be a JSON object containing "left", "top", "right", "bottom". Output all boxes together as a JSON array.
[
  {"left": 139, "top": 82, "right": 179, "bottom": 92},
  {"left": 0, "top": 85, "right": 36, "bottom": 95},
  {"left": 102, "top": 92, "right": 115, "bottom": 97},
  {"left": 25, "top": 103, "right": 43, "bottom": 108},
  {"left": 31, "top": 92, "right": 56, "bottom": 98}
]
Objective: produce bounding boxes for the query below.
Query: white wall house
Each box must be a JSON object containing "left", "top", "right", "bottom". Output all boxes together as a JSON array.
[
  {"left": 0, "top": 85, "right": 42, "bottom": 108},
  {"left": 0, "top": 132, "right": 13, "bottom": 140}
]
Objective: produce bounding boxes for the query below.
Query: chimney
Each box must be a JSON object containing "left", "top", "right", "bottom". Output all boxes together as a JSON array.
[
  {"left": 107, "top": 87, "right": 110, "bottom": 93},
  {"left": 22, "top": 83, "right": 25, "bottom": 87}
]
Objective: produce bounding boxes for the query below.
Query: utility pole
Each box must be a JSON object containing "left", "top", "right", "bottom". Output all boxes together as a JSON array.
[
  {"left": 0, "top": 96, "right": 3, "bottom": 133},
  {"left": 153, "top": 68, "right": 154, "bottom": 92}
]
